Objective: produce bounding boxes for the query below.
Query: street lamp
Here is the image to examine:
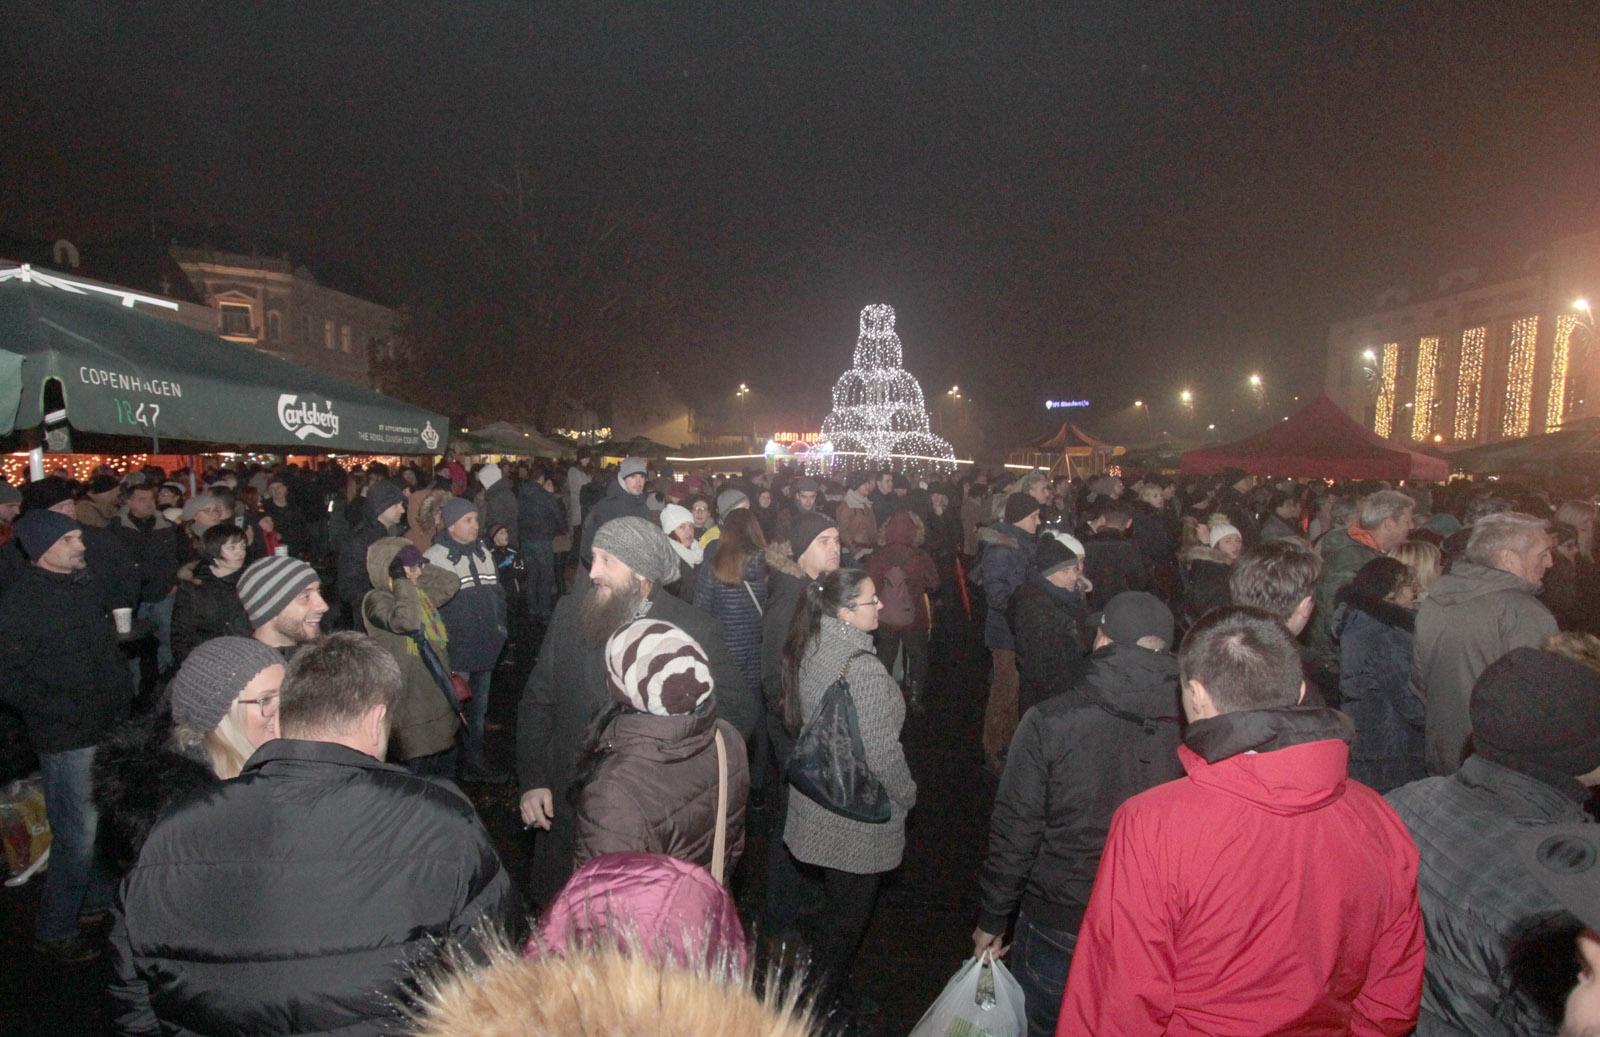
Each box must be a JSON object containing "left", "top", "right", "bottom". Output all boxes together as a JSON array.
[
  {"left": 735, "top": 383, "right": 751, "bottom": 445},
  {"left": 1179, "top": 389, "right": 1194, "bottom": 419},
  {"left": 1248, "top": 372, "right": 1264, "bottom": 411},
  {"left": 1132, "top": 399, "right": 1153, "bottom": 439}
]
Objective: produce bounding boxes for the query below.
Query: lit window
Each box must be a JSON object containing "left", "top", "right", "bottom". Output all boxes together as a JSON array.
[
  {"left": 1412, "top": 337, "right": 1438, "bottom": 441},
  {"left": 1502, "top": 316, "right": 1538, "bottom": 438},
  {"left": 324, "top": 320, "right": 335, "bottom": 350},
  {"left": 1373, "top": 342, "right": 1398, "bottom": 437},
  {"left": 266, "top": 311, "right": 282, "bottom": 342},
  {"left": 220, "top": 303, "right": 253, "bottom": 337},
  {"left": 1548, "top": 314, "right": 1578, "bottom": 431},
  {"left": 341, "top": 325, "right": 352, "bottom": 353},
  {"left": 1454, "top": 326, "right": 1486, "bottom": 441}
]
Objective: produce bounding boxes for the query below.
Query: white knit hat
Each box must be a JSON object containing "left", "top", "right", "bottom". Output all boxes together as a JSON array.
[
  {"left": 1208, "top": 522, "right": 1242, "bottom": 548},
  {"left": 659, "top": 503, "right": 694, "bottom": 535},
  {"left": 604, "top": 619, "right": 713, "bottom": 716}
]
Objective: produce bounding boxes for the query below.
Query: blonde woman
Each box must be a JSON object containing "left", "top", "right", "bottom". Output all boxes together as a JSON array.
[
  {"left": 94, "top": 637, "right": 285, "bottom": 864},
  {"left": 1389, "top": 540, "right": 1443, "bottom": 600},
  {"left": 1555, "top": 500, "right": 1598, "bottom": 560}
]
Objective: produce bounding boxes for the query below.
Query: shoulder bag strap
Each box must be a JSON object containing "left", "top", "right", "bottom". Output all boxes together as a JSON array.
[
  {"left": 743, "top": 580, "right": 764, "bottom": 616},
  {"left": 711, "top": 728, "right": 729, "bottom": 884}
]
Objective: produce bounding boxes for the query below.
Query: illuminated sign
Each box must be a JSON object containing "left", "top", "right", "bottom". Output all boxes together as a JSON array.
[
  {"left": 1044, "top": 400, "right": 1091, "bottom": 410},
  {"left": 772, "top": 431, "right": 825, "bottom": 444}
]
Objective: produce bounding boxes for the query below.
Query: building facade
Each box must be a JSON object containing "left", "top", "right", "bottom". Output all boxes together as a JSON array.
[
  {"left": 170, "top": 247, "right": 400, "bottom": 390},
  {"left": 1325, "top": 229, "right": 1600, "bottom": 446}
]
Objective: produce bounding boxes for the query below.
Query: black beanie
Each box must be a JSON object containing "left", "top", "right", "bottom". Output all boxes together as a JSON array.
[
  {"left": 789, "top": 511, "right": 836, "bottom": 560},
  {"left": 1004, "top": 492, "right": 1041, "bottom": 525},
  {"left": 1471, "top": 648, "right": 1600, "bottom": 784},
  {"left": 1035, "top": 535, "right": 1079, "bottom": 576},
  {"left": 21, "top": 477, "right": 74, "bottom": 514}
]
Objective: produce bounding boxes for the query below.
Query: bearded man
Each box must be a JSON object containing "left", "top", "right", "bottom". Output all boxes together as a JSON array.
[{"left": 515, "top": 516, "right": 754, "bottom": 905}]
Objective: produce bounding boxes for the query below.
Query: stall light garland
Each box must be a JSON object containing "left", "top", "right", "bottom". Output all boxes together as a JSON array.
[
  {"left": 1411, "top": 337, "right": 1438, "bottom": 441},
  {"left": 1454, "top": 326, "right": 1486, "bottom": 442},
  {"left": 1373, "top": 342, "right": 1399, "bottom": 438},
  {"left": 818, "top": 304, "right": 956, "bottom": 475},
  {"left": 2, "top": 453, "right": 150, "bottom": 485},
  {"left": 1502, "top": 315, "right": 1538, "bottom": 438},
  {"left": 1548, "top": 314, "right": 1578, "bottom": 431}
]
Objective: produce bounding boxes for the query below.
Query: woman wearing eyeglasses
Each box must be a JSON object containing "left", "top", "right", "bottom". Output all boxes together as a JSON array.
[
  {"left": 93, "top": 637, "right": 286, "bottom": 866},
  {"left": 779, "top": 568, "right": 917, "bottom": 1026}
]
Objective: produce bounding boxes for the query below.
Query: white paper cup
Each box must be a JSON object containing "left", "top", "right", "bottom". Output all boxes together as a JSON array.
[
  {"left": 112, "top": 607, "right": 134, "bottom": 635},
  {"left": 274, "top": 545, "right": 289, "bottom": 557}
]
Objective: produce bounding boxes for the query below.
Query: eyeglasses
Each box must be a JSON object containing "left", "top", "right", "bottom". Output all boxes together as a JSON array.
[
  {"left": 843, "top": 597, "right": 881, "bottom": 610},
  {"left": 238, "top": 693, "right": 279, "bottom": 714}
]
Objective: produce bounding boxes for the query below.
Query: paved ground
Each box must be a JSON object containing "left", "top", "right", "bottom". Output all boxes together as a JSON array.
[{"left": 0, "top": 601, "right": 995, "bottom": 1035}]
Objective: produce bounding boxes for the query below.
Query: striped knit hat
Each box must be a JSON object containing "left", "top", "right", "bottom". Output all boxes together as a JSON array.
[
  {"left": 603, "top": 619, "right": 714, "bottom": 716},
  {"left": 238, "top": 555, "right": 320, "bottom": 628}
]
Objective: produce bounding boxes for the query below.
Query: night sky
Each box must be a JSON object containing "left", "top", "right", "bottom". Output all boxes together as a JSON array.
[{"left": 5, "top": 3, "right": 1600, "bottom": 450}]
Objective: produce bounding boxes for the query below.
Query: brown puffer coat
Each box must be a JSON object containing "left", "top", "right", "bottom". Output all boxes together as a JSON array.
[
  {"left": 573, "top": 705, "right": 749, "bottom": 879},
  {"left": 361, "top": 536, "right": 462, "bottom": 761},
  {"left": 405, "top": 488, "right": 450, "bottom": 554}
]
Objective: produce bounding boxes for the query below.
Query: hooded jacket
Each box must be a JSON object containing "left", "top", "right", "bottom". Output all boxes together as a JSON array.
[
  {"left": 481, "top": 479, "right": 519, "bottom": 544},
  {"left": 1007, "top": 573, "right": 1089, "bottom": 716},
  {"left": 975, "top": 522, "right": 1037, "bottom": 650},
  {"left": 579, "top": 476, "right": 652, "bottom": 566},
  {"left": 573, "top": 705, "right": 749, "bottom": 877},
  {"left": 835, "top": 489, "right": 878, "bottom": 555},
  {"left": 92, "top": 711, "right": 217, "bottom": 867},
  {"left": 1337, "top": 596, "right": 1424, "bottom": 792},
  {"left": 865, "top": 511, "right": 940, "bottom": 631},
  {"left": 110, "top": 739, "right": 519, "bottom": 1037},
  {"left": 170, "top": 563, "right": 252, "bottom": 666},
  {"left": 516, "top": 581, "right": 755, "bottom": 905},
  {"left": 1058, "top": 706, "right": 1424, "bottom": 1037},
  {"left": 405, "top": 487, "right": 449, "bottom": 555},
  {"left": 1386, "top": 756, "right": 1591, "bottom": 1037},
  {"left": 978, "top": 643, "right": 1181, "bottom": 936},
  {"left": 1412, "top": 561, "right": 1557, "bottom": 775},
  {"left": 424, "top": 533, "right": 509, "bottom": 673},
  {"left": 361, "top": 537, "right": 462, "bottom": 761}
]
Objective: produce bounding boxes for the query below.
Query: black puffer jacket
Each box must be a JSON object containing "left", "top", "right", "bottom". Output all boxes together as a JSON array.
[
  {"left": 170, "top": 565, "right": 251, "bottom": 666},
  {"left": 977, "top": 643, "right": 1183, "bottom": 935},
  {"left": 0, "top": 564, "right": 131, "bottom": 753},
  {"left": 577, "top": 477, "right": 651, "bottom": 566},
  {"left": 1081, "top": 529, "right": 1148, "bottom": 611},
  {"left": 1007, "top": 574, "right": 1089, "bottom": 717},
  {"left": 110, "top": 739, "right": 520, "bottom": 1037},
  {"left": 92, "top": 712, "right": 216, "bottom": 867}
]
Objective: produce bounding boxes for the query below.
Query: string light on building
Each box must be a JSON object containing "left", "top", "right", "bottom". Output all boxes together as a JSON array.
[
  {"left": 1454, "top": 325, "right": 1486, "bottom": 442},
  {"left": 1502, "top": 315, "right": 1538, "bottom": 438},
  {"left": 1373, "top": 342, "right": 1399, "bottom": 438},
  {"left": 1548, "top": 313, "right": 1578, "bottom": 431},
  {"left": 1411, "top": 336, "right": 1438, "bottom": 441},
  {"left": 819, "top": 304, "right": 956, "bottom": 475}
]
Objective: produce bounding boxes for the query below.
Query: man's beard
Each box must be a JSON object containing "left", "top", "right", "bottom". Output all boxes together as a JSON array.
[
  {"left": 580, "top": 577, "right": 646, "bottom": 645},
  {"left": 274, "top": 611, "right": 324, "bottom": 645}
]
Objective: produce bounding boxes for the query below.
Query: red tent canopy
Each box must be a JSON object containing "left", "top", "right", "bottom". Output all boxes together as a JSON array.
[{"left": 1180, "top": 396, "right": 1449, "bottom": 482}]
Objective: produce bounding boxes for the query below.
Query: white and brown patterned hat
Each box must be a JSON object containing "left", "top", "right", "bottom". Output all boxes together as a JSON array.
[{"left": 604, "top": 618, "right": 714, "bottom": 716}]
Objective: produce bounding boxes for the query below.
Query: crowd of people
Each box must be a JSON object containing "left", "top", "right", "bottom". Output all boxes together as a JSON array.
[{"left": 3, "top": 448, "right": 1600, "bottom": 1036}]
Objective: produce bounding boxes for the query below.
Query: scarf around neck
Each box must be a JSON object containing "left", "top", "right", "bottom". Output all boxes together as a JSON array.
[
  {"left": 433, "top": 529, "right": 489, "bottom": 566},
  {"left": 668, "top": 537, "right": 703, "bottom": 567}
]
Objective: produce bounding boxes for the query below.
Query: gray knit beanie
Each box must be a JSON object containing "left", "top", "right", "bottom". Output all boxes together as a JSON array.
[
  {"left": 169, "top": 636, "right": 283, "bottom": 734},
  {"left": 238, "top": 556, "right": 320, "bottom": 628},
  {"left": 592, "top": 516, "right": 680, "bottom": 585}
]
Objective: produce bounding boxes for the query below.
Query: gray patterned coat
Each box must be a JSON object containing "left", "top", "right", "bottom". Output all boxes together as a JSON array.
[{"left": 783, "top": 616, "right": 917, "bottom": 875}]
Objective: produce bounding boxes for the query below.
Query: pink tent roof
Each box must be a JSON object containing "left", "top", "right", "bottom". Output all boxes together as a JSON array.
[{"left": 1180, "top": 396, "right": 1449, "bottom": 482}]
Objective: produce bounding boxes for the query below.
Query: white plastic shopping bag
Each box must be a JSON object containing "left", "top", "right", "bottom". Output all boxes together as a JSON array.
[{"left": 908, "top": 952, "right": 1026, "bottom": 1037}]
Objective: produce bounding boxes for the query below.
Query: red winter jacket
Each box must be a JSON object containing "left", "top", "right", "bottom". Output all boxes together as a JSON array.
[{"left": 1058, "top": 709, "right": 1423, "bottom": 1037}]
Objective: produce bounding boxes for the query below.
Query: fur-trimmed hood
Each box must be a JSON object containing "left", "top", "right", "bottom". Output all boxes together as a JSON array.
[
  {"left": 764, "top": 540, "right": 807, "bottom": 580},
  {"left": 410, "top": 936, "right": 815, "bottom": 1037},
  {"left": 976, "top": 525, "right": 1020, "bottom": 550},
  {"left": 1181, "top": 543, "right": 1231, "bottom": 565},
  {"left": 91, "top": 711, "right": 217, "bottom": 866}
]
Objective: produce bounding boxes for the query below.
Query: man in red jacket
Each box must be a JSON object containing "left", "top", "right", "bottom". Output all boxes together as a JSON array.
[{"left": 1057, "top": 606, "right": 1423, "bottom": 1037}]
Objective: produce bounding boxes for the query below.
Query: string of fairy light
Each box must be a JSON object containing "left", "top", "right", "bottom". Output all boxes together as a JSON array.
[
  {"left": 1373, "top": 342, "right": 1399, "bottom": 438},
  {"left": 1411, "top": 337, "right": 1438, "bottom": 441},
  {"left": 819, "top": 304, "right": 956, "bottom": 475},
  {"left": 1548, "top": 313, "right": 1578, "bottom": 432},
  {"left": 1454, "top": 326, "right": 1486, "bottom": 442},
  {"left": 1501, "top": 316, "right": 1539, "bottom": 438}
]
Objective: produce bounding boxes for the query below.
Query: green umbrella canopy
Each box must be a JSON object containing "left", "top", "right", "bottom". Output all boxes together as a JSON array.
[{"left": 0, "top": 264, "right": 447, "bottom": 454}]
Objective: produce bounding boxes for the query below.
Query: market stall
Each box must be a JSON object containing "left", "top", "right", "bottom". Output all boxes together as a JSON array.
[
  {"left": 1180, "top": 396, "right": 1449, "bottom": 482},
  {"left": 0, "top": 263, "right": 448, "bottom": 456}
]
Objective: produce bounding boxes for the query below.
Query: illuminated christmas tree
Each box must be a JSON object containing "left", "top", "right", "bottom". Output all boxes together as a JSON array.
[{"left": 820, "top": 304, "right": 956, "bottom": 475}]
